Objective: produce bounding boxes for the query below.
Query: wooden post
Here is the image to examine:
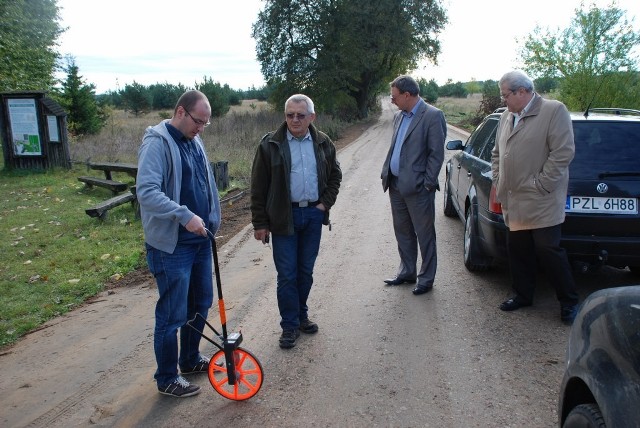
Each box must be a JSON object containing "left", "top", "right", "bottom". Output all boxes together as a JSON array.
[{"left": 211, "top": 160, "right": 229, "bottom": 191}]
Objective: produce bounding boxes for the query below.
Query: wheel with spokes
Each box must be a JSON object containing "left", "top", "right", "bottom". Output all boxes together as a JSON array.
[{"left": 209, "top": 347, "right": 263, "bottom": 401}]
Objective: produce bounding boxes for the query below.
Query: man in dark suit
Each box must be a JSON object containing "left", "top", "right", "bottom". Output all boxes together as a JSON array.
[{"left": 381, "top": 75, "right": 446, "bottom": 295}]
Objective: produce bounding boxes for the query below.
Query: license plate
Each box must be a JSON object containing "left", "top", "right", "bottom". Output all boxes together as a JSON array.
[{"left": 566, "top": 196, "right": 638, "bottom": 214}]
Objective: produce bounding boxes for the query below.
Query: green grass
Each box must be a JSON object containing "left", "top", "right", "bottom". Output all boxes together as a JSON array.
[
  {"left": 0, "top": 166, "right": 145, "bottom": 347},
  {"left": 434, "top": 94, "right": 482, "bottom": 132}
]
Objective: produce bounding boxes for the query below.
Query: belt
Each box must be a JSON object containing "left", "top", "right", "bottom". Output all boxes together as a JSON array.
[{"left": 292, "top": 200, "right": 319, "bottom": 208}]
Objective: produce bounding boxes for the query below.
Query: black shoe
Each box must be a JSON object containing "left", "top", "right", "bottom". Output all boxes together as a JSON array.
[
  {"left": 561, "top": 304, "right": 579, "bottom": 325},
  {"left": 384, "top": 276, "right": 417, "bottom": 286},
  {"left": 158, "top": 376, "right": 201, "bottom": 397},
  {"left": 180, "top": 356, "right": 210, "bottom": 375},
  {"left": 279, "top": 329, "right": 301, "bottom": 349},
  {"left": 499, "top": 297, "right": 531, "bottom": 312},
  {"left": 299, "top": 318, "right": 319, "bottom": 334},
  {"left": 412, "top": 285, "right": 433, "bottom": 295}
]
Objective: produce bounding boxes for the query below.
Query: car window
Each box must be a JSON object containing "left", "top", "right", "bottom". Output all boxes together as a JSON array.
[
  {"left": 571, "top": 121, "right": 640, "bottom": 179},
  {"left": 465, "top": 118, "right": 498, "bottom": 157},
  {"left": 479, "top": 128, "right": 497, "bottom": 162}
]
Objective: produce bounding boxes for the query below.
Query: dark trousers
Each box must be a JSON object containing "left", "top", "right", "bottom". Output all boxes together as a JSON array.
[
  {"left": 507, "top": 224, "right": 579, "bottom": 306},
  {"left": 271, "top": 206, "right": 324, "bottom": 330},
  {"left": 388, "top": 176, "right": 437, "bottom": 288}
]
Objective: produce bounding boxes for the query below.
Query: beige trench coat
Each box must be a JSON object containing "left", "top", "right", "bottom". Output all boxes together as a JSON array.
[{"left": 491, "top": 94, "right": 574, "bottom": 231}]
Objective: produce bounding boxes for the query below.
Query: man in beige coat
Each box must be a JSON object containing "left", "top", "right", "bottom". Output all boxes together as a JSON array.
[{"left": 491, "top": 70, "right": 579, "bottom": 325}]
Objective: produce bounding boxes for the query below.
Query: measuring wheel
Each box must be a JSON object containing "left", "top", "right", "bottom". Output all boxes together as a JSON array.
[{"left": 209, "top": 347, "right": 264, "bottom": 401}]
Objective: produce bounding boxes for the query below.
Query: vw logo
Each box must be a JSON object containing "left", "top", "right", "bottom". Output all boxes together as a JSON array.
[{"left": 596, "top": 183, "right": 608, "bottom": 194}]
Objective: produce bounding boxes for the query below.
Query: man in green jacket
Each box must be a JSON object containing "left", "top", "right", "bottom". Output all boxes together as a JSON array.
[{"left": 251, "top": 94, "right": 342, "bottom": 348}]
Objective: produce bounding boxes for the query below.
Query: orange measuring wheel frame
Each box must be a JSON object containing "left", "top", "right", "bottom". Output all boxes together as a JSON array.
[
  {"left": 209, "top": 347, "right": 263, "bottom": 400},
  {"left": 186, "top": 229, "right": 264, "bottom": 401}
]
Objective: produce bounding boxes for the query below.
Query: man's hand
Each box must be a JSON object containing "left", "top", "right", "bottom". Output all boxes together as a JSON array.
[
  {"left": 185, "top": 215, "right": 207, "bottom": 237},
  {"left": 254, "top": 228, "right": 270, "bottom": 244}
]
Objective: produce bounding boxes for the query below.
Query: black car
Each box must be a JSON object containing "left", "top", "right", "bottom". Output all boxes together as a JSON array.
[
  {"left": 444, "top": 108, "right": 640, "bottom": 273},
  {"left": 558, "top": 285, "right": 640, "bottom": 427}
]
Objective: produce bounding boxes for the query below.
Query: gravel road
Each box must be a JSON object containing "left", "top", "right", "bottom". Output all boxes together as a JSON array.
[{"left": 1, "top": 99, "right": 636, "bottom": 428}]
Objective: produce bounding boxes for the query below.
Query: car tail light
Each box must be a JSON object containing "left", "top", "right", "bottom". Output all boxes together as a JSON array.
[{"left": 489, "top": 185, "right": 502, "bottom": 214}]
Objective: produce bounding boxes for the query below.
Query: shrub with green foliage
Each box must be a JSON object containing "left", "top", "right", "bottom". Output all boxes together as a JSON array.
[
  {"left": 438, "top": 80, "right": 468, "bottom": 98},
  {"left": 418, "top": 78, "right": 439, "bottom": 103}
]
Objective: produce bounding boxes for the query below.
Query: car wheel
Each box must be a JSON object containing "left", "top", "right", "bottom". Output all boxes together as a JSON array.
[
  {"left": 463, "top": 206, "right": 491, "bottom": 271},
  {"left": 443, "top": 175, "right": 456, "bottom": 217},
  {"left": 563, "top": 403, "right": 605, "bottom": 428}
]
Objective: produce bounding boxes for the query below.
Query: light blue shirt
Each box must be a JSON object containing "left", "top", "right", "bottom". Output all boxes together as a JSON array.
[
  {"left": 287, "top": 130, "right": 319, "bottom": 203},
  {"left": 390, "top": 98, "right": 423, "bottom": 176}
]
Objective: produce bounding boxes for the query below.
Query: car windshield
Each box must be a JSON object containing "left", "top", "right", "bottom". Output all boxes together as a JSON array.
[{"left": 571, "top": 121, "right": 640, "bottom": 179}]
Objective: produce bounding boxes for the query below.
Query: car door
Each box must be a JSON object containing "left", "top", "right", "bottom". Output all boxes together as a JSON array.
[{"left": 455, "top": 117, "right": 499, "bottom": 212}]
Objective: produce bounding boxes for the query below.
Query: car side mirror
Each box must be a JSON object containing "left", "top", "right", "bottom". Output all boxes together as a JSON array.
[{"left": 446, "top": 140, "right": 464, "bottom": 150}]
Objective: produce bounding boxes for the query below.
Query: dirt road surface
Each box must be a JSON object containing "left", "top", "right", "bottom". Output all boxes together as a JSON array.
[{"left": 1, "top": 100, "right": 636, "bottom": 428}]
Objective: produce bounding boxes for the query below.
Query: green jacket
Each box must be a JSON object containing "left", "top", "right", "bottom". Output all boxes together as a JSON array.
[{"left": 250, "top": 121, "right": 342, "bottom": 235}]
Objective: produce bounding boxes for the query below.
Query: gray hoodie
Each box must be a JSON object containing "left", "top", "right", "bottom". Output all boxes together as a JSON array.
[{"left": 137, "top": 120, "right": 221, "bottom": 253}]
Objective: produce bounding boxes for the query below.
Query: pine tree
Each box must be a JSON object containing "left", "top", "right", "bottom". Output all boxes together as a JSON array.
[{"left": 56, "top": 57, "right": 104, "bottom": 135}]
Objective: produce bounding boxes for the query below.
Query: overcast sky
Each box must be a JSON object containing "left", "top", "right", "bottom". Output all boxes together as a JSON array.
[{"left": 56, "top": 0, "right": 640, "bottom": 94}]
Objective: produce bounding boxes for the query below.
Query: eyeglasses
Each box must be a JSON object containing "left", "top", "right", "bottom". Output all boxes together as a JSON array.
[
  {"left": 500, "top": 90, "right": 516, "bottom": 101},
  {"left": 184, "top": 108, "right": 210, "bottom": 127},
  {"left": 390, "top": 92, "right": 406, "bottom": 102},
  {"left": 286, "top": 113, "right": 307, "bottom": 120}
]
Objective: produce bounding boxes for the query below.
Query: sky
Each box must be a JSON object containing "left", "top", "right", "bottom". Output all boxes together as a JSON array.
[{"left": 56, "top": 0, "right": 640, "bottom": 94}]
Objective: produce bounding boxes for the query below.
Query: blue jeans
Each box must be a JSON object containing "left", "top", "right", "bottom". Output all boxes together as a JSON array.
[
  {"left": 146, "top": 242, "right": 214, "bottom": 387},
  {"left": 272, "top": 206, "right": 324, "bottom": 330}
]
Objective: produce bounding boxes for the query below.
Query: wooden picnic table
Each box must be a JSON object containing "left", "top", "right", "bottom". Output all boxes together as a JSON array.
[
  {"left": 88, "top": 162, "right": 138, "bottom": 181},
  {"left": 81, "top": 162, "right": 139, "bottom": 219}
]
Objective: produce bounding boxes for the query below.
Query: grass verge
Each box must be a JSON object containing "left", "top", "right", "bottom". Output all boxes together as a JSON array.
[{"left": 0, "top": 166, "right": 144, "bottom": 347}]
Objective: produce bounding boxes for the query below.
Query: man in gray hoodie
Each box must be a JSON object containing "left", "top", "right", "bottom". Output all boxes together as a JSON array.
[{"left": 137, "top": 90, "right": 221, "bottom": 397}]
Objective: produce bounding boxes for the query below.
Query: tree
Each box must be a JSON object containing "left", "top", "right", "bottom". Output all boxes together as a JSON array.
[
  {"left": 464, "top": 79, "right": 482, "bottom": 95},
  {"left": 121, "top": 82, "right": 152, "bottom": 117},
  {"left": 252, "top": 0, "right": 447, "bottom": 119},
  {"left": 533, "top": 76, "right": 559, "bottom": 94},
  {"left": 195, "top": 77, "right": 231, "bottom": 117},
  {"left": 0, "top": 0, "right": 65, "bottom": 91},
  {"left": 97, "top": 90, "right": 124, "bottom": 109},
  {"left": 520, "top": 2, "right": 640, "bottom": 110},
  {"left": 149, "top": 82, "right": 187, "bottom": 110},
  {"left": 418, "top": 78, "right": 439, "bottom": 103},
  {"left": 476, "top": 79, "right": 501, "bottom": 119},
  {"left": 54, "top": 57, "right": 104, "bottom": 135},
  {"left": 438, "top": 80, "right": 467, "bottom": 98}
]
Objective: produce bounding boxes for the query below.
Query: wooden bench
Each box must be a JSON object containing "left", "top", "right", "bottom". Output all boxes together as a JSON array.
[
  {"left": 85, "top": 191, "right": 136, "bottom": 220},
  {"left": 88, "top": 162, "right": 138, "bottom": 180},
  {"left": 78, "top": 176, "right": 128, "bottom": 195},
  {"left": 130, "top": 185, "right": 140, "bottom": 219}
]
